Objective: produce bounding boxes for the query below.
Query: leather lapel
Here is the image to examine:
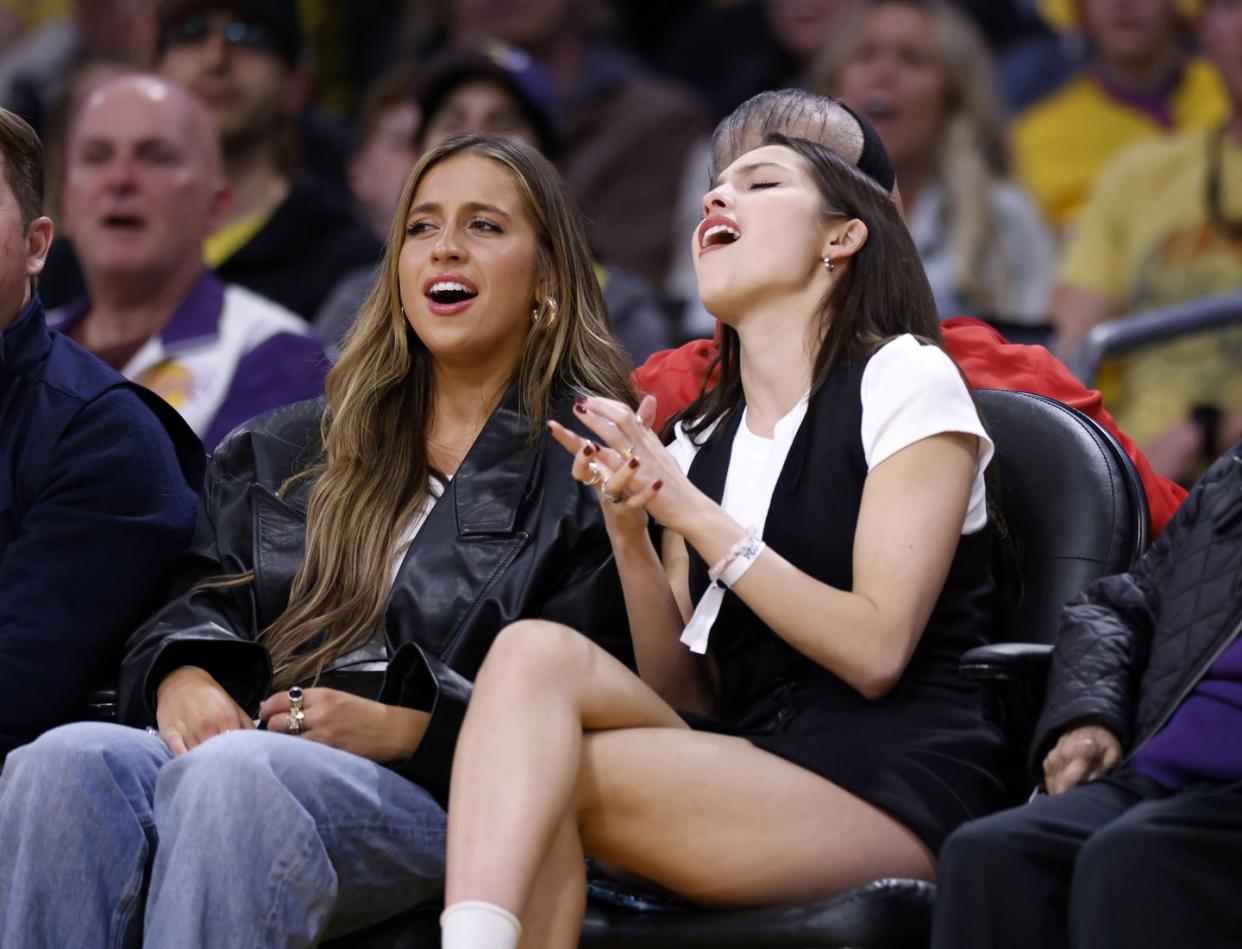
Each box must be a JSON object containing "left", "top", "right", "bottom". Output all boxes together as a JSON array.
[
  {"left": 383, "top": 383, "right": 539, "bottom": 659},
  {"left": 251, "top": 482, "right": 309, "bottom": 628}
]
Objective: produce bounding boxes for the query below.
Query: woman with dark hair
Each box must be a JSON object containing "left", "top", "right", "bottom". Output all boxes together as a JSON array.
[
  {"left": 0, "top": 133, "right": 636, "bottom": 948},
  {"left": 440, "top": 133, "right": 1007, "bottom": 947}
]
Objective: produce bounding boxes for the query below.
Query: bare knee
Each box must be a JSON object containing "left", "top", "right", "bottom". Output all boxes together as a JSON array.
[{"left": 476, "top": 620, "right": 592, "bottom": 697}]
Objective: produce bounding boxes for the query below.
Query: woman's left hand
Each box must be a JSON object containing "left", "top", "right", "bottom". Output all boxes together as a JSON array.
[{"left": 259, "top": 688, "right": 429, "bottom": 763}]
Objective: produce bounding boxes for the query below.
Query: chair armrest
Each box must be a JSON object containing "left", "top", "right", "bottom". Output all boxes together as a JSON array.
[{"left": 960, "top": 642, "right": 1053, "bottom": 685}]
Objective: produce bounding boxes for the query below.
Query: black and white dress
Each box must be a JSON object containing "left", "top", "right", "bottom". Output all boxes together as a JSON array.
[{"left": 668, "top": 335, "right": 1007, "bottom": 853}]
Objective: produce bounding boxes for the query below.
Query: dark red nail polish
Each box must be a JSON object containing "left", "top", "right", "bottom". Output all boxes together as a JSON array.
[
  {"left": 583, "top": 443, "right": 594, "bottom": 456},
  {"left": 652, "top": 480, "right": 664, "bottom": 491},
  {"left": 574, "top": 402, "right": 586, "bottom": 414},
  {"left": 574, "top": 395, "right": 586, "bottom": 408},
  {"left": 628, "top": 457, "right": 640, "bottom": 469}
]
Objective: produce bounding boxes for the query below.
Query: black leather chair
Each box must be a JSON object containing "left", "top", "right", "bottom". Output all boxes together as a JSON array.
[{"left": 327, "top": 388, "right": 1151, "bottom": 949}]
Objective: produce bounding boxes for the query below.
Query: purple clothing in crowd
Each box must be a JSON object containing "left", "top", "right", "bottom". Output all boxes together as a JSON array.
[
  {"left": 1130, "top": 630, "right": 1242, "bottom": 789},
  {"left": 49, "top": 271, "right": 329, "bottom": 449}
]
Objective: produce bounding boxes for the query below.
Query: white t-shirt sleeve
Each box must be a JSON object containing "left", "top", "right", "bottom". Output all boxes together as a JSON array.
[{"left": 860, "top": 335, "right": 993, "bottom": 533}]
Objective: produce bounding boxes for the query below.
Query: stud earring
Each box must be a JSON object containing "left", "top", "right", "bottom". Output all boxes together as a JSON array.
[{"left": 822, "top": 254, "right": 834, "bottom": 272}]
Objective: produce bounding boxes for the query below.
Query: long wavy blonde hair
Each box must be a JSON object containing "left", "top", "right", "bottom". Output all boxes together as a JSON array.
[
  {"left": 261, "top": 133, "right": 636, "bottom": 688},
  {"left": 814, "top": 0, "right": 1015, "bottom": 317}
]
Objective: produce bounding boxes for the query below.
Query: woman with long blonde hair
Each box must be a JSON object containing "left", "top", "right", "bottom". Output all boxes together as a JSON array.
[
  {"left": 0, "top": 133, "right": 636, "bottom": 948},
  {"left": 815, "top": 0, "right": 1055, "bottom": 326}
]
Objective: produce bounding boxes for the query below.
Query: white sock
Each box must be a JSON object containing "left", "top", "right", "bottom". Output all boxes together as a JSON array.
[{"left": 440, "top": 900, "right": 523, "bottom": 949}]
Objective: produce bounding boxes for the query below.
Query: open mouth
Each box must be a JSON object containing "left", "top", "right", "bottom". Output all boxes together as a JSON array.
[
  {"left": 101, "top": 213, "right": 146, "bottom": 231},
  {"left": 699, "top": 215, "right": 741, "bottom": 252},
  {"left": 426, "top": 281, "right": 478, "bottom": 305},
  {"left": 860, "top": 93, "right": 897, "bottom": 122}
]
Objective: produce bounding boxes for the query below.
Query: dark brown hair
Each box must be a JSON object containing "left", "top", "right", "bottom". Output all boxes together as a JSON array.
[
  {"left": 679, "top": 132, "right": 943, "bottom": 443},
  {"left": 0, "top": 108, "right": 44, "bottom": 228}
]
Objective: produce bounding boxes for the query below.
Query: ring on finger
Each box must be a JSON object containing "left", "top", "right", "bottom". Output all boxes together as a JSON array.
[
  {"left": 603, "top": 487, "right": 625, "bottom": 504},
  {"left": 620, "top": 444, "right": 635, "bottom": 462},
  {"left": 585, "top": 461, "right": 604, "bottom": 487},
  {"left": 287, "top": 707, "right": 305, "bottom": 735}
]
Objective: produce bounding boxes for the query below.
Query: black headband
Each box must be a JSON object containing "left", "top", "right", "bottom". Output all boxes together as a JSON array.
[{"left": 834, "top": 100, "right": 896, "bottom": 194}]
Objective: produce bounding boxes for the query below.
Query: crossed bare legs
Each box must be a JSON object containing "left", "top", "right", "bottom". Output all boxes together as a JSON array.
[{"left": 444, "top": 620, "right": 936, "bottom": 948}]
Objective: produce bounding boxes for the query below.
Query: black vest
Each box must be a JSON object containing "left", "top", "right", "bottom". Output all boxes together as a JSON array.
[{"left": 686, "top": 353, "right": 994, "bottom": 729}]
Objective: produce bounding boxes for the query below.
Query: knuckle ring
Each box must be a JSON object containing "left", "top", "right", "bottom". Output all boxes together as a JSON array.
[{"left": 620, "top": 445, "right": 634, "bottom": 461}]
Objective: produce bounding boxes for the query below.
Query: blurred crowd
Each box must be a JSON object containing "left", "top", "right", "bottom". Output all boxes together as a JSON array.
[{"left": 1, "top": 0, "right": 1239, "bottom": 481}]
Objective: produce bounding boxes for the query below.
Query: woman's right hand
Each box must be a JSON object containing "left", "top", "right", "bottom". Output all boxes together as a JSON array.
[{"left": 155, "top": 665, "right": 256, "bottom": 755}]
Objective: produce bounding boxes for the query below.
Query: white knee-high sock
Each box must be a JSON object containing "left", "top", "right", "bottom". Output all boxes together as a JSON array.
[{"left": 440, "top": 900, "right": 523, "bottom": 949}]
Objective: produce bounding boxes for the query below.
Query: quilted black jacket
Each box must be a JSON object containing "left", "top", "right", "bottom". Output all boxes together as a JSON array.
[
  {"left": 1031, "top": 443, "right": 1242, "bottom": 774},
  {"left": 118, "top": 387, "right": 630, "bottom": 804}
]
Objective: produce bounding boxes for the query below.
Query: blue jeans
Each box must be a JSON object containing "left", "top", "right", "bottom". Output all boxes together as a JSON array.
[{"left": 0, "top": 722, "right": 447, "bottom": 948}]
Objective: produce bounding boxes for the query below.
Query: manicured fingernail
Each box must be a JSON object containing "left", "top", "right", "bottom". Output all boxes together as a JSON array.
[
  {"left": 628, "top": 457, "right": 640, "bottom": 469},
  {"left": 652, "top": 480, "right": 663, "bottom": 491},
  {"left": 574, "top": 396, "right": 586, "bottom": 409},
  {"left": 583, "top": 443, "right": 594, "bottom": 455}
]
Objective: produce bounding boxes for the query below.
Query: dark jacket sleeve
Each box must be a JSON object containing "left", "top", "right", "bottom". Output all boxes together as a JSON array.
[
  {"left": 117, "top": 443, "right": 272, "bottom": 726},
  {"left": 378, "top": 533, "right": 630, "bottom": 806},
  {"left": 1029, "top": 476, "right": 1200, "bottom": 772},
  {"left": 0, "top": 390, "right": 198, "bottom": 756}
]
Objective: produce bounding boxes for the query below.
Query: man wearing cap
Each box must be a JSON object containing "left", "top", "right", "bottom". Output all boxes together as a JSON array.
[
  {"left": 156, "top": 0, "right": 379, "bottom": 319},
  {"left": 0, "top": 105, "right": 202, "bottom": 761}
]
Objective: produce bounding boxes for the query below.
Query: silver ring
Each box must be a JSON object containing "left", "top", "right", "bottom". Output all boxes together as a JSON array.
[
  {"left": 287, "top": 686, "right": 305, "bottom": 734},
  {"left": 603, "top": 488, "right": 625, "bottom": 504}
]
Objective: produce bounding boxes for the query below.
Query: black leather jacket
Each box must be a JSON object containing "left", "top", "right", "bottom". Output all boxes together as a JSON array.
[
  {"left": 119, "top": 387, "right": 631, "bottom": 802},
  {"left": 1032, "top": 444, "right": 1242, "bottom": 772}
]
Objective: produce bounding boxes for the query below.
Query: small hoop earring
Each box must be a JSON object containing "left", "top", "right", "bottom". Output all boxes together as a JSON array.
[
  {"left": 822, "top": 255, "right": 834, "bottom": 272},
  {"left": 532, "top": 296, "right": 559, "bottom": 326}
]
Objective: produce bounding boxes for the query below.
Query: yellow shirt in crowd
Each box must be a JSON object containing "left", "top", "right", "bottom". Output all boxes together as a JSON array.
[
  {"left": 1014, "top": 59, "right": 1228, "bottom": 231},
  {"left": 1059, "top": 127, "right": 1242, "bottom": 445}
]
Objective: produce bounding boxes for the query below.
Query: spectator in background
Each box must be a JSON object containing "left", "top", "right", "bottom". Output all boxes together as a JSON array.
[
  {"left": 1051, "top": 0, "right": 1242, "bottom": 482},
  {"left": 1014, "top": 0, "right": 1228, "bottom": 233},
  {"left": 0, "top": 105, "right": 201, "bottom": 761},
  {"left": 818, "top": 0, "right": 1055, "bottom": 326},
  {"left": 155, "top": 0, "right": 379, "bottom": 319},
  {"left": 310, "top": 66, "right": 419, "bottom": 354},
  {"left": 449, "top": 0, "right": 707, "bottom": 290},
  {"left": 49, "top": 73, "right": 327, "bottom": 449},
  {"left": 348, "top": 66, "right": 421, "bottom": 243}
]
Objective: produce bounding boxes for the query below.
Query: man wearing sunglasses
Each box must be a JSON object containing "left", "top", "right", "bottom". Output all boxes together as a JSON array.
[{"left": 155, "top": 0, "right": 378, "bottom": 320}]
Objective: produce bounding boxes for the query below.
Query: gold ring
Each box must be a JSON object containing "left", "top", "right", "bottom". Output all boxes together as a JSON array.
[{"left": 621, "top": 445, "right": 634, "bottom": 462}]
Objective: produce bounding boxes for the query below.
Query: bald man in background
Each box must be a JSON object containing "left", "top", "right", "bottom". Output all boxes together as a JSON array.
[{"left": 48, "top": 73, "right": 327, "bottom": 449}]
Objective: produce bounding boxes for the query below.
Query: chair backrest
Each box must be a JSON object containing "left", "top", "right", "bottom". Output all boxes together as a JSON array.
[{"left": 977, "top": 389, "right": 1149, "bottom": 646}]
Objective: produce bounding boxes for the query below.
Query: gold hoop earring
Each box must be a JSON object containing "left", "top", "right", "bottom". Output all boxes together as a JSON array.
[{"left": 532, "top": 296, "right": 559, "bottom": 326}]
